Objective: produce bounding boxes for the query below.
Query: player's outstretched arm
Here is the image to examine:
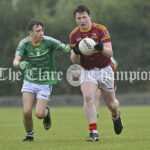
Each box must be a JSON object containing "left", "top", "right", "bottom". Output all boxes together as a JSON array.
[{"left": 63, "top": 44, "right": 71, "bottom": 54}]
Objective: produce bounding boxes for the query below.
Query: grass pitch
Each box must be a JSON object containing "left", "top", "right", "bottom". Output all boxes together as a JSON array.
[{"left": 0, "top": 106, "right": 150, "bottom": 150}]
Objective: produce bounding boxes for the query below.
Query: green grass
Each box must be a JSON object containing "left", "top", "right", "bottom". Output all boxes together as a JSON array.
[{"left": 0, "top": 106, "right": 150, "bottom": 150}]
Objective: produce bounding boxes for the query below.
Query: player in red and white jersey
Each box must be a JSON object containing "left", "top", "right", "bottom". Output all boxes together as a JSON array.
[{"left": 70, "top": 5, "right": 123, "bottom": 142}]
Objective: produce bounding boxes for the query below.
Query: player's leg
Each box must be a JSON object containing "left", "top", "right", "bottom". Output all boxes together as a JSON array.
[
  {"left": 35, "top": 99, "right": 48, "bottom": 118},
  {"left": 81, "top": 82, "right": 99, "bottom": 141},
  {"left": 95, "top": 89, "right": 101, "bottom": 117},
  {"left": 101, "top": 90, "right": 123, "bottom": 134},
  {"left": 22, "top": 92, "right": 35, "bottom": 141},
  {"left": 102, "top": 90, "right": 119, "bottom": 115},
  {"left": 35, "top": 85, "right": 52, "bottom": 130},
  {"left": 35, "top": 99, "right": 51, "bottom": 130},
  {"left": 99, "top": 65, "right": 123, "bottom": 134}
]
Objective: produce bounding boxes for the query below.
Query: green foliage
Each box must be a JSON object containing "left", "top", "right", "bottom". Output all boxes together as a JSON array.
[{"left": 0, "top": 0, "right": 150, "bottom": 96}]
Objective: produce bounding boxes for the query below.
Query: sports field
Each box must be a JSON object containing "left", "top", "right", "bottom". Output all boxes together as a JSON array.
[{"left": 0, "top": 106, "right": 150, "bottom": 150}]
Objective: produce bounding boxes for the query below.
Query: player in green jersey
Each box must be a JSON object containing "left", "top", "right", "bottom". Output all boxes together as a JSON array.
[{"left": 13, "top": 20, "right": 70, "bottom": 142}]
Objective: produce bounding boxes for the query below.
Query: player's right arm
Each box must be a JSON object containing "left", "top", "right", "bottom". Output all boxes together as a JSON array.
[
  {"left": 69, "top": 32, "right": 80, "bottom": 64},
  {"left": 70, "top": 49, "right": 80, "bottom": 64},
  {"left": 13, "top": 55, "right": 21, "bottom": 68},
  {"left": 13, "top": 55, "right": 27, "bottom": 70},
  {"left": 13, "top": 37, "right": 29, "bottom": 69}
]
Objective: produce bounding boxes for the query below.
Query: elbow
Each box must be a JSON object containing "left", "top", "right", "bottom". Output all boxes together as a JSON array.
[
  {"left": 102, "top": 51, "right": 113, "bottom": 57},
  {"left": 70, "top": 56, "right": 77, "bottom": 64}
]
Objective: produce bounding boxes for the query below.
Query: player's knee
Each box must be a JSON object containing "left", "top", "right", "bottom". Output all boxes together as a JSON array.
[
  {"left": 23, "top": 110, "right": 32, "bottom": 119},
  {"left": 35, "top": 110, "right": 44, "bottom": 119},
  {"left": 108, "top": 100, "right": 119, "bottom": 110},
  {"left": 83, "top": 93, "right": 93, "bottom": 103}
]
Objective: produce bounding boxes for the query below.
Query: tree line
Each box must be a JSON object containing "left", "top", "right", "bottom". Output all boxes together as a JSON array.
[{"left": 0, "top": 0, "right": 150, "bottom": 96}]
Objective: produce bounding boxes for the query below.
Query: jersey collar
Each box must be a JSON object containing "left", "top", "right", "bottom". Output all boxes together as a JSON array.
[
  {"left": 30, "top": 37, "right": 42, "bottom": 47},
  {"left": 79, "top": 23, "right": 93, "bottom": 32}
]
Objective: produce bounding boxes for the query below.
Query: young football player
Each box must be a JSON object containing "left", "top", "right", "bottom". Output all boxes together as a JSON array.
[
  {"left": 70, "top": 5, "right": 123, "bottom": 142},
  {"left": 13, "top": 20, "right": 70, "bottom": 142}
]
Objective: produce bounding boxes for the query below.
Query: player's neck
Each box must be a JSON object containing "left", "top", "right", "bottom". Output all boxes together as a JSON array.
[
  {"left": 30, "top": 37, "right": 41, "bottom": 47},
  {"left": 80, "top": 22, "right": 92, "bottom": 32}
]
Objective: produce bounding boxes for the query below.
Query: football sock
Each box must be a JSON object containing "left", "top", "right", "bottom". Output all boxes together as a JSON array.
[
  {"left": 89, "top": 123, "right": 97, "bottom": 132},
  {"left": 26, "top": 130, "right": 34, "bottom": 137},
  {"left": 112, "top": 113, "right": 120, "bottom": 121},
  {"left": 112, "top": 111, "right": 119, "bottom": 118}
]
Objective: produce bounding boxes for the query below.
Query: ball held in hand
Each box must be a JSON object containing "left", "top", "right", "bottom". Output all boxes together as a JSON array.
[{"left": 79, "top": 38, "right": 96, "bottom": 56}]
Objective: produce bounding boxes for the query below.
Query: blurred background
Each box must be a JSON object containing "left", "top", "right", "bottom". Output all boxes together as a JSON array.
[{"left": 0, "top": 0, "right": 150, "bottom": 106}]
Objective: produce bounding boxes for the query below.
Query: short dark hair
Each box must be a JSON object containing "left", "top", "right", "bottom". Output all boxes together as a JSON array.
[
  {"left": 28, "top": 20, "right": 44, "bottom": 31},
  {"left": 74, "top": 5, "right": 90, "bottom": 16}
]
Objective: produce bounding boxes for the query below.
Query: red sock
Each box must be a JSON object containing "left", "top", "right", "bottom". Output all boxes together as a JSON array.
[
  {"left": 112, "top": 113, "right": 118, "bottom": 118},
  {"left": 89, "top": 123, "right": 97, "bottom": 132}
]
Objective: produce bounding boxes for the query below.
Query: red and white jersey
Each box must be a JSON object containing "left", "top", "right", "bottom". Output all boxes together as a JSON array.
[{"left": 70, "top": 23, "right": 111, "bottom": 70}]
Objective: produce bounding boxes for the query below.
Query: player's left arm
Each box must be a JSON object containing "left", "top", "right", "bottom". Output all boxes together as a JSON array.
[
  {"left": 94, "top": 40, "right": 113, "bottom": 57},
  {"left": 94, "top": 25, "right": 113, "bottom": 57},
  {"left": 63, "top": 44, "right": 71, "bottom": 54},
  {"left": 101, "top": 42, "right": 113, "bottom": 57},
  {"left": 49, "top": 37, "right": 70, "bottom": 54},
  {"left": 111, "top": 57, "right": 118, "bottom": 71}
]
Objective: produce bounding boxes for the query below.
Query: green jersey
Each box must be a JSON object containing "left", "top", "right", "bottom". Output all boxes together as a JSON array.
[{"left": 15, "top": 35, "right": 66, "bottom": 85}]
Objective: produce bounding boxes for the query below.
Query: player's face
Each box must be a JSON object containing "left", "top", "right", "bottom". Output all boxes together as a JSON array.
[
  {"left": 75, "top": 12, "right": 92, "bottom": 30},
  {"left": 29, "top": 25, "right": 44, "bottom": 43}
]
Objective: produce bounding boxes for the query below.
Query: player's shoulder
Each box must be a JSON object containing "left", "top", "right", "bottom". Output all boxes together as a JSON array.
[
  {"left": 43, "top": 35, "right": 59, "bottom": 43},
  {"left": 43, "top": 35, "right": 65, "bottom": 47},
  {"left": 92, "top": 23, "right": 108, "bottom": 31},
  {"left": 43, "top": 35, "right": 55, "bottom": 41},
  {"left": 70, "top": 26, "right": 80, "bottom": 37},
  {"left": 18, "top": 36, "right": 30, "bottom": 48}
]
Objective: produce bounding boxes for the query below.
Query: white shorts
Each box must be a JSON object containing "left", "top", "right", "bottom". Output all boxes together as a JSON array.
[
  {"left": 21, "top": 80, "right": 52, "bottom": 101},
  {"left": 83, "top": 65, "right": 114, "bottom": 92}
]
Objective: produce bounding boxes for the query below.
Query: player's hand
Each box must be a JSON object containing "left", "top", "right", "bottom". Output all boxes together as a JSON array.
[
  {"left": 64, "top": 44, "right": 71, "bottom": 54},
  {"left": 18, "top": 61, "right": 28, "bottom": 70},
  {"left": 94, "top": 40, "right": 103, "bottom": 51},
  {"left": 72, "top": 43, "right": 81, "bottom": 55}
]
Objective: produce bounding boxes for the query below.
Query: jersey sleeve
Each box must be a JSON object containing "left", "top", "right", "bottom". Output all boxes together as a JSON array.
[
  {"left": 51, "top": 39, "right": 66, "bottom": 51},
  {"left": 44, "top": 36, "right": 66, "bottom": 51},
  {"left": 15, "top": 44, "right": 25, "bottom": 57},
  {"left": 100, "top": 25, "right": 111, "bottom": 43},
  {"left": 69, "top": 34, "right": 76, "bottom": 48},
  {"left": 69, "top": 27, "right": 79, "bottom": 48},
  {"left": 15, "top": 37, "right": 29, "bottom": 57}
]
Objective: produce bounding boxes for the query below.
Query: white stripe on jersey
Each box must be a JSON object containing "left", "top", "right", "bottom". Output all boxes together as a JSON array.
[{"left": 43, "top": 35, "right": 65, "bottom": 48}]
